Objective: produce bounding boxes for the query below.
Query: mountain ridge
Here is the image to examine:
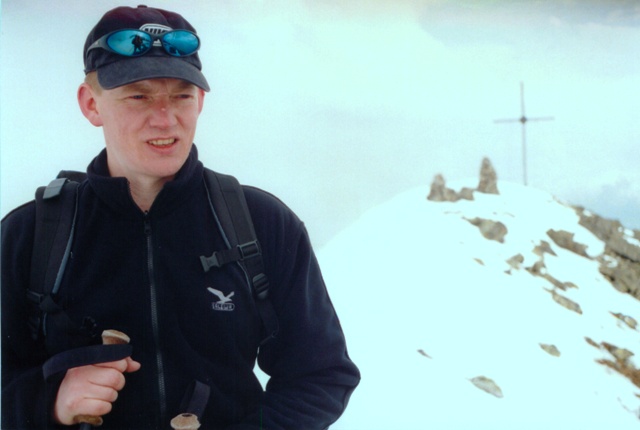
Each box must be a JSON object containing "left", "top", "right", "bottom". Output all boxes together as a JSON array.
[{"left": 318, "top": 159, "right": 640, "bottom": 429}]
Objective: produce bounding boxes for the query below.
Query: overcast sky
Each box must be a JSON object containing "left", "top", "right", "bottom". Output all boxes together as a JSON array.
[{"left": 1, "top": 0, "right": 639, "bottom": 246}]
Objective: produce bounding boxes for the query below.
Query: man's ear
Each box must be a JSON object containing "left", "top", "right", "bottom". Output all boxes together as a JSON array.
[
  {"left": 197, "top": 88, "right": 205, "bottom": 114},
  {"left": 77, "top": 83, "right": 103, "bottom": 127}
]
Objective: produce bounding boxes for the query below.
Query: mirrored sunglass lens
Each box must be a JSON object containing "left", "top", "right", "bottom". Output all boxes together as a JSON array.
[
  {"left": 161, "top": 31, "right": 199, "bottom": 56},
  {"left": 107, "top": 30, "right": 153, "bottom": 56}
]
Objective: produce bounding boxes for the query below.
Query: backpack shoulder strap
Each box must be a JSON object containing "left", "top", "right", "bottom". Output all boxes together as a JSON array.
[
  {"left": 27, "top": 171, "right": 85, "bottom": 341},
  {"left": 200, "top": 169, "right": 279, "bottom": 344}
]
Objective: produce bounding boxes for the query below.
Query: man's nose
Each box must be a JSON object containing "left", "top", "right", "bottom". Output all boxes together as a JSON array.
[{"left": 149, "top": 100, "right": 178, "bottom": 128}]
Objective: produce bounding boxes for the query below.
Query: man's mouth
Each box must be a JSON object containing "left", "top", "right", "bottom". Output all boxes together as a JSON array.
[{"left": 148, "top": 138, "right": 176, "bottom": 147}]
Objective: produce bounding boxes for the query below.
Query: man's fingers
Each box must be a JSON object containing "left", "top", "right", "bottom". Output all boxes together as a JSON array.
[
  {"left": 88, "top": 368, "right": 126, "bottom": 391},
  {"left": 79, "top": 385, "right": 119, "bottom": 407},
  {"left": 89, "top": 386, "right": 118, "bottom": 404},
  {"left": 71, "top": 398, "right": 113, "bottom": 422},
  {"left": 94, "top": 358, "right": 129, "bottom": 373},
  {"left": 54, "top": 359, "right": 138, "bottom": 426},
  {"left": 57, "top": 395, "right": 113, "bottom": 425},
  {"left": 94, "top": 357, "right": 141, "bottom": 374},
  {"left": 125, "top": 357, "right": 142, "bottom": 373}
]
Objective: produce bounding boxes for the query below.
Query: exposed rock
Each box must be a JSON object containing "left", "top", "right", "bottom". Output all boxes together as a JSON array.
[
  {"left": 577, "top": 207, "right": 640, "bottom": 266},
  {"left": 540, "top": 343, "right": 561, "bottom": 357},
  {"left": 575, "top": 208, "right": 640, "bottom": 302},
  {"left": 602, "top": 342, "right": 635, "bottom": 364},
  {"left": 466, "top": 217, "right": 508, "bottom": 243},
  {"left": 597, "top": 358, "right": 640, "bottom": 390},
  {"left": 459, "top": 187, "right": 475, "bottom": 201},
  {"left": 427, "top": 158, "right": 502, "bottom": 202},
  {"left": 599, "top": 257, "right": 640, "bottom": 300},
  {"left": 427, "top": 174, "right": 461, "bottom": 202},
  {"left": 533, "top": 240, "right": 557, "bottom": 257},
  {"left": 576, "top": 208, "right": 624, "bottom": 242},
  {"left": 542, "top": 273, "right": 575, "bottom": 290},
  {"left": 588, "top": 338, "right": 640, "bottom": 389},
  {"left": 548, "top": 276, "right": 573, "bottom": 291},
  {"left": 506, "top": 254, "right": 525, "bottom": 270},
  {"left": 608, "top": 235, "right": 640, "bottom": 263},
  {"left": 611, "top": 312, "right": 638, "bottom": 330},
  {"left": 417, "top": 349, "right": 432, "bottom": 358},
  {"left": 477, "top": 157, "right": 499, "bottom": 195},
  {"left": 469, "top": 376, "right": 503, "bottom": 398},
  {"left": 545, "top": 288, "right": 583, "bottom": 314},
  {"left": 526, "top": 260, "right": 576, "bottom": 291},
  {"left": 564, "top": 281, "right": 579, "bottom": 289},
  {"left": 546, "top": 229, "right": 589, "bottom": 258},
  {"left": 585, "top": 337, "right": 599, "bottom": 348},
  {"left": 427, "top": 174, "right": 475, "bottom": 203},
  {"left": 526, "top": 260, "right": 547, "bottom": 276}
]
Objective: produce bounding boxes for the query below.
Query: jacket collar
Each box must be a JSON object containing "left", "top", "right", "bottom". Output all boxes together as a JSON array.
[{"left": 87, "top": 145, "right": 204, "bottom": 217}]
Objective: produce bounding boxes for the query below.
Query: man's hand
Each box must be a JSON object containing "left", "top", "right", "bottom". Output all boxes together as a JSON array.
[{"left": 53, "top": 357, "right": 141, "bottom": 425}]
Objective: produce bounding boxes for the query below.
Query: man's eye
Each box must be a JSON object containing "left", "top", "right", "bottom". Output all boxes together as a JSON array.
[{"left": 130, "top": 95, "right": 147, "bottom": 100}]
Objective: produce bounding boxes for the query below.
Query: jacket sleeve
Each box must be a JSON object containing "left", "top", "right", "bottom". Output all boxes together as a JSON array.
[
  {"left": 2, "top": 204, "right": 64, "bottom": 429},
  {"left": 232, "top": 191, "right": 360, "bottom": 429}
]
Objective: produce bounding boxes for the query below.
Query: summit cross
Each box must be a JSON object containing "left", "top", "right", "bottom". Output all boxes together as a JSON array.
[{"left": 494, "top": 82, "right": 554, "bottom": 186}]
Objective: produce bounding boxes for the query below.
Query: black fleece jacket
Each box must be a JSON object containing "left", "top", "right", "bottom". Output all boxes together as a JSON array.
[{"left": 1, "top": 147, "right": 359, "bottom": 429}]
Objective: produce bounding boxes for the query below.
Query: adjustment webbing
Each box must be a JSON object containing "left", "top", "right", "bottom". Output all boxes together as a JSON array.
[{"left": 43, "top": 344, "right": 133, "bottom": 381}]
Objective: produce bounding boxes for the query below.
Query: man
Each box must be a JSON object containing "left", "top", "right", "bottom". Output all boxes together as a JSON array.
[{"left": 1, "top": 5, "right": 359, "bottom": 429}]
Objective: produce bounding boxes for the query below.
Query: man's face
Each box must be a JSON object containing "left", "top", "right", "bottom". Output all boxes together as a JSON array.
[{"left": 84, "top": 78, "right": 205, "bottom": 183}]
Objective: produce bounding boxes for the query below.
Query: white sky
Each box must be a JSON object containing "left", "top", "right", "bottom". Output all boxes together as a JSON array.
[
  {"left": 316, "top": 178, "right": 640, "bottom": 428},
  {"left": 1, "top": 0, "right": 639, "bottom": 246}
]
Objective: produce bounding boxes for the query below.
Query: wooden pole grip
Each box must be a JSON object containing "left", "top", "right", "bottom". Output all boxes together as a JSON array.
[{"left": 74, "top": 330, "right": 130, "bottom": 428}]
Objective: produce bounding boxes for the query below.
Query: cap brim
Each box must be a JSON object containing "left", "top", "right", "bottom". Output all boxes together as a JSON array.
[{"left": 97, "top": 56, "right": 210, "bottom": 91}]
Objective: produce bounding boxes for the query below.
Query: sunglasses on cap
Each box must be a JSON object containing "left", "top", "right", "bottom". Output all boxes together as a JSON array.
[{"left": 87, "top": 29, "right": 200, "bottom": 58}]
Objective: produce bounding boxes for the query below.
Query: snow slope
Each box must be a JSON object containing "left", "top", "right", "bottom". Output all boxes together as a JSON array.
[{"left": 317, "top": 180, "right": 640, "bottom": 429}]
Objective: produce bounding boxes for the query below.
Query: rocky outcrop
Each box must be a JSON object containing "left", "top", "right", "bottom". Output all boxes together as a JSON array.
[
  {"left": 533, "top": 240, "right": 557, "bottom": 257},
  {"left": 427, "top": 174, "right": 467, "bottom": 202},
  {"left": 506, "top": 254, "right": 524, "bottom": 271},
  {"left": 427, "top": 174, "right": 474, "bottom": 202},
  {"left": 540, "top": 343, "right": 561, "bottom": 357},
  {"left": 578, "top": 209, "right": 640, "bottom": 261},
  {"left": 427, "top": 157, "right": 498, "bottom": 202},
  {"left": 526, "top": 259, "right": 577, "bottom": 291},
  {"left": 427, "top": 161, "right": 640, "bottom": 304},
  {"left": 466, "top": 217, "right": 508, "bottom": 243},
  {"left": 545, "top": 288, "right": 583, "bottom": 314},
  {"left": 418, "top": 162, "right": 640, "bottom": 412},
  {"left": 469, "top": 376, "right": 503, "bottom": 398},
  {"left": 611, "top": 312, "right": 638, "bottom": 330},
  {"left": 546, "top": 229, "right": 589, "bottom": 257},
  {"left": 588, "top": 338, "right": 640, "bottom": 390},
  {"left": 477, "top": 157, "right": 499, "bottom": 194},
  {"left": 600, "top": 258, "right": 640, "bottom": 300},
  {"left": 575, "top": 208, "right": 640, "bottom": 301}
]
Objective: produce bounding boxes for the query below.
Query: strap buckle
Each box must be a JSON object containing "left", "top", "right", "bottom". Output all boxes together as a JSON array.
[
  {"left": 199, "top": 253, "right": 221, "bottom": 272},
  {"left": 237, "top": 241, "right": 260, "bottom": 260},
  {"left": 252, "top": 273, "right": 269, "bottom": 301},
  {"left": 42, "top": 178, "right": 69, "bottom": 200}
]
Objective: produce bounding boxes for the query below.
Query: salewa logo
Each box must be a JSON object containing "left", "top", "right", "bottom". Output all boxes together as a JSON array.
[
  {"left": 207, "top": 287, "right": 235, "bottom": 311},
  {"left": 139, "top": 23, "right": 173, "bottom": 46}
]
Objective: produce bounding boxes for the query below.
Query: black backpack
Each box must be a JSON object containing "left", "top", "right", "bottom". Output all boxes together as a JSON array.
[{"left": 26, "top": 169, "right": 279, "bottom": 351}]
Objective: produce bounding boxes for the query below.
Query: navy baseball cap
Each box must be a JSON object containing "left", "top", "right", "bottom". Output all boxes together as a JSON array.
[{"left": 83, "top": 5, "right": 210, "bottom": 91}]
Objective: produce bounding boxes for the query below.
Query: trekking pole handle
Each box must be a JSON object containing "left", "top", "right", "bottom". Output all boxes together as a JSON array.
[
  {"left": 74, "top": 330, "right": 131, "bottom": 429},
  {"left": 171, "top": 413, "right": 201, "bottom": 429},
  {"left": 78, "top": 421, "right": 95, "bottom": 430}
]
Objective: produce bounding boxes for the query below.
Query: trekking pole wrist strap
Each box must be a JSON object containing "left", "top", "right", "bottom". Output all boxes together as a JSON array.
[{"left": 42, "top": 344, "right": 133, "bottom": 382}]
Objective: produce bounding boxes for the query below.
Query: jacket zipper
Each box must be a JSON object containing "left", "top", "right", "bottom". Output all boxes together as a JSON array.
[{"left": 144, "top": 216, "right": 167, "bottom": 423}]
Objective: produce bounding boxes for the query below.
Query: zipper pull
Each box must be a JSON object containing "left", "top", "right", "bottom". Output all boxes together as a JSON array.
[{"left": 144, "top": 213, "right": 152, "bottom": 236}]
